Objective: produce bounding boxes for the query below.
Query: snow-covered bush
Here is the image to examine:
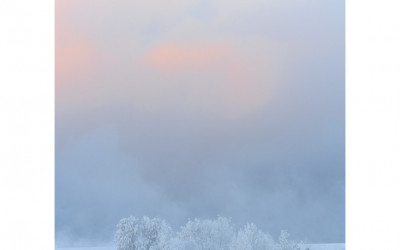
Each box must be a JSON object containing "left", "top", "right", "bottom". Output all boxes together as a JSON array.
[
  {"left": 231, "top": 223, "right": 275, "bottom": 250},
  {"left": 275, "top": 230, "right": 300, "bottom": 250},
  {"left": 114, "top": 216, "right": 173, "bottom": 250},
  {"left": 177, "top": 216, "right": 235, "bottom": 250}
]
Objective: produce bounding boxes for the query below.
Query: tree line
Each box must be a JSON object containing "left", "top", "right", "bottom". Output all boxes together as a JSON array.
[{"left": 115, "top": 216, "right": 301, "bottom": 250}]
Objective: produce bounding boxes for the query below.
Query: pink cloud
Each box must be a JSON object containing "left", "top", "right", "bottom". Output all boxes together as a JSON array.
[
  {"left": 141, "top": 43, "right": 274, "bottom": 118},
  {"left": 56, "top": 0, "right": 100, "bottom": 88},
  {"left": 56, "top": 38, "right": 99, "bottom": 84},
  {"left": 144, "top": 43, "right": 230, "bottom": 72}
]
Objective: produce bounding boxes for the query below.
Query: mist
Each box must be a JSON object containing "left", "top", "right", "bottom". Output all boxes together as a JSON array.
[{"left": 56, "top": 0, "right": 344, "bottom": 246}]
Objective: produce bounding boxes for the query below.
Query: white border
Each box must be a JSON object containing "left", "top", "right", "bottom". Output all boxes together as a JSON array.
[
  {"left": 1, "top": 0, "right": 400, "bottom": 249},
  {"left": 347, "top": 0, "right": 400, "bottom": 249},
  {"left": 0, "top": 0, "right": 54, "bottom": 250}
]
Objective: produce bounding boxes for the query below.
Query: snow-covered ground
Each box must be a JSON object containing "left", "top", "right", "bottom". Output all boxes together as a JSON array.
[
  {"left": 56, "top": 243, "right": 345, "bottom": 250},
  {"left": 299, "top": 243, "right": 345, "bottom": 250},
  {"left": 56, "top": 248, "right": 114, "bottom": 250}
]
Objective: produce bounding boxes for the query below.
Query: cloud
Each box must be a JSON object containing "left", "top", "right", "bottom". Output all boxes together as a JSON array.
[{"left": 144, "top": 43, "right": 229, "bottom": 71}]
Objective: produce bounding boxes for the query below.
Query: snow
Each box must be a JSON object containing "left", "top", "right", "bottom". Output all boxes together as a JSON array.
[
  {"left": 56, "top": 248, "right": 115, "bottom": 250},
  {"left": 56, "top": 243, "right": 345, "bottom": 250},
  {"left": 55, "top": 247, "right": 117, "bottom": 250},
  {"left": 299, "top": 243, "right": 345, "bottom": 250}
]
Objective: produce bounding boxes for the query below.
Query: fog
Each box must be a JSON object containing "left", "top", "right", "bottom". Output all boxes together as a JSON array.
[{"left": 56, "top": 0, "right": 344, "bottom": 246}]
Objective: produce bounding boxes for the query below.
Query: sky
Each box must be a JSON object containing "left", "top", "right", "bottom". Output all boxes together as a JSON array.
[{"left": 55, "top": 0, "right": 344, "bottom": 246}]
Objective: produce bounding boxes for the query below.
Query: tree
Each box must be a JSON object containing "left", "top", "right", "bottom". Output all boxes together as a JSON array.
[
  {"left": 114, "top": 216, "right": 302, "bottom": 250},
  {"left": 275, "top": 230, "right": 300, "bottom": 250},
  {"left": 231, "top": 223, "right": 275, "bottom": 250},
  {"left": 114, "top": 216, "right": 173, "bottom": 250},
  {"left": 177, "top": 216, "right": 235, "bottom": 250}
]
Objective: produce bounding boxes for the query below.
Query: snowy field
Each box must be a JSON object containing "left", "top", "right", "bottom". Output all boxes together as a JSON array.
[
  {"left": 299, "top": 243, "right": 345, "bottom": 250},
  {"left": 56, "top": 243, "right": 345, "bottom": 250},
  {"left": 56, "top": 248, "right": 114, "bottom": 250}
]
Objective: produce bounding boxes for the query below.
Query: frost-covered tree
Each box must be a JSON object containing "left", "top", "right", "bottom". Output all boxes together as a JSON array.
[
  {"left": 114, "top": 216, "right": 173, "bottom": 250},
  {"left": 114, "top": 216, "right": 302, "bottom": 250},
  {"left": 231, "top": 223, "right": 275, "bottom": 250},
  {"left": 115, "top": 216, "right": 140, "bottom": 250},
  {"left": 177, "top": 216, "right": 235, "bottom": 250},
  {"left": 275, "top": 230, "right": 300, "bottom": 250}
]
